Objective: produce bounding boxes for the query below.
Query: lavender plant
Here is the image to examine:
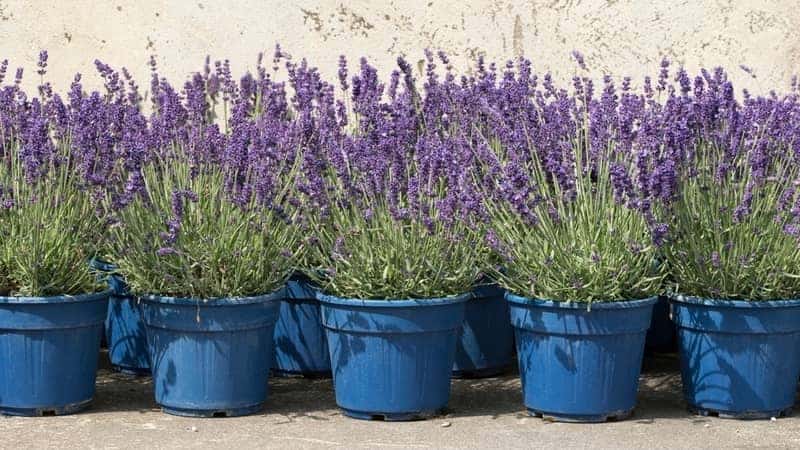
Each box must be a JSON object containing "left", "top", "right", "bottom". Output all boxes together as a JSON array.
[
  {"left": 106, "top": 60, "right": 304, "bottom": 299},
  {"left": 309, "top": 142, "right": 490, "bottom": 299},
  {"left": 0, "top": 137, "right": 103, "bottom": 296},
  {"left": 0, "top": 54, "right": 104, "bottom": 296},
  {"left": 281, "top": 52, "right": 347, "bottom": 276},
  {"left": 478, "top": 57, "right": 668, "bottom": 303},
  {"left": 107, "top": 157, "right": 301, "bottom": 298},
  {"left": 663, "top": 70, "right": 800, "bottom": 300},
  {"left": 306, "top": 56, "right": 489, "bottom": 299}
]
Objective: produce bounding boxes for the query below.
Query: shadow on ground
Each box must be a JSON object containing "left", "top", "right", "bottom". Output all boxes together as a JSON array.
[
  {"left": 636, "top": 353, "right": 690, "bottom": 420},
  {"left": 88, "top": 350, "right": 702, "bottom": 421},
  {"left": 6, "top": 351, "right": 799, "bottom": 450}
]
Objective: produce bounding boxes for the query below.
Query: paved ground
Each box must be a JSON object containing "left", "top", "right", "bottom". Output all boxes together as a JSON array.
[{"left": 1, "top": 353, "right": 799, "bottom": 450}]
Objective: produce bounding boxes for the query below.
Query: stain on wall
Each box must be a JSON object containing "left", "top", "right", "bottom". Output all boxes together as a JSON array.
[
  {"left": 512, "top": 14, "right": 524, "bottom": 57},
  {"left": 0, "top": 0, "right": 796, "bottom": 94}
]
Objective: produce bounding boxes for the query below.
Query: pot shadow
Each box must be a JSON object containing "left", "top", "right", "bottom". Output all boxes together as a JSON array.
[
  {"left": 635, "top": 353, "right": 690, "bottom": 420},
  {"left": 264, "top": 376, "right": 338, "bottom": 422},
  {"left": 445, "top": 369, "right": 525, "bottom": 418},
  {"left": 86, "top": 355, "right": 159, "bottom": 414},
  {"left": 324, "top": 309, "right": 373, "bottom": 374},
  {"left": 82, "top": 343, "right": 800, "bottom": 420}
]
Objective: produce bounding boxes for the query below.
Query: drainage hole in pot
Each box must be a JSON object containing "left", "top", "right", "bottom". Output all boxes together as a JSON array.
[
  {"left": 40, "top": 410, "right": 56, "bottom": 417},
  {"left": 212, "top": 411, "right": 227, "bottom": 418},
  {"left": 370, "top": 414, "right": 385, "bottom": 421}
]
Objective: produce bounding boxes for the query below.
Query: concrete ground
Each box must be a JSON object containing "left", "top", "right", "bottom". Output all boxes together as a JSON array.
[{"left": 2, "top": 354, "right": 799, "bottom": 450}]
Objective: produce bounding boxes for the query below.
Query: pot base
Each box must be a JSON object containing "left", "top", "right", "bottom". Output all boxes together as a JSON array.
[
  {"left": 528, "top": 408, "right": 633, "bottom": 423},
  {"left": 451, "top": 365, "right": 511, "bottom": 379},
  {"left": 270, "top": 368, "right": 331, "bottom": 379},
  {"left": 689, "top": 405, "right": 793, "bottom": 420},
  {"left": 341, "top": 407, "right": 446, "bottom": 422},
  {"left": 0, "top": 398, "right": 93, "bottom": 417},
  {"left": 160, "top": 403, "right": 263, "bottom": 418},
  {"left": 113, "top": 365, "right": 151, "bottom": 377}
]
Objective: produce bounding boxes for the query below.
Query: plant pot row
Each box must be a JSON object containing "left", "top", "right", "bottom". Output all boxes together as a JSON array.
[
  {"left": 0, "top": 274, "right": 515, "bottom": 418},
  {"left": 1, "top": 280, "right": 799, "bottom": 421}
]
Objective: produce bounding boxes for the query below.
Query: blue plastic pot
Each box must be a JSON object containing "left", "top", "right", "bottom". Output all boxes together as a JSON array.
[
  {"left": 318, "top": 292, "right": 469, "bottom": 421},
  {"left": 106, "top": 294, "right": 150, "bottom": 375},
  {"left": 645, "top": 295, "right": 677, "bottom": 353},
  {"left": 89, "top": 259, "right": 150, "bottom": 375},
  {"left": 272, "top": 276, "right": 331, "bottom": 377},
  {"left": 0, "top": 291, "right": 110, "bottom": 416},
  {"left": 88, "top": 259, "right": 110, "bottom": 349},
  {"left": 452, "top": 283, "right": 514, "bottom": 378},
  {"left": 672, "top": 295, "right": 800, "bottom": 419},
  {"left": 142, "top": 292, "right": 281, "bottom": 417},
  {"left": 507, "top": 293, "right": 656, "bottom": 422}
]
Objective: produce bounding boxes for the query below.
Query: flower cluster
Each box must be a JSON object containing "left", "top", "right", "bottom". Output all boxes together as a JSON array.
[
  {"left": 106, "top": 51, "right": 305, "bottom": 298},
  {"left": 2, "top": 48, "right": 800, "bottom": 301},
  {"left": 0, "top": 50, "right": 304, "bottom": 298},
  {"left": 662, "top": 68, "right": 800, "bottom": 300},
  {"left": 477, "top": 54, "right": 800, "bottom": 302},
  {"left": 472, "top": 54, "right": 672, "bottom": 302},
  {"left": 302, "top": 52, "right": 492, "bottom": 299},
  {"left": 0, "top": 51, "right": 128, "bottom": 296}
]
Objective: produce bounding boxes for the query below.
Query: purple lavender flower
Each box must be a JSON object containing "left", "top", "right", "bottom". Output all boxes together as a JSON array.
[
  {"left": 571, "top": 50, "right": 587, "bottom": 71},
  {"left": 337, "top": 55, "right": 349, "bottom": 92},
  {"left": 157, "top": 247, "right": 178, "bottom": 256},
  {"left": 36, "top": 51, "right": 48, "bottom": 77},
  {"left": 0, "top": 59, "right": 8, "bottom": 84},
  {"left": 710, "top": 251, "right": 721, "bottom": 269}
]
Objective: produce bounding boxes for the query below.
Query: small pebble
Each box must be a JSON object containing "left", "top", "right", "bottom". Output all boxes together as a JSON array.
[
  {"left": 704, "top": 424, "right": 711, "bottom": 428},
  {"left": 440, "top": 421, "right": 451, "bottom": 428},
  {"left": 770, "top": 417, "right": 777, "bottom": 422},
  {"left": 187, "top": 426, "right": 198, "bottom": 432}
]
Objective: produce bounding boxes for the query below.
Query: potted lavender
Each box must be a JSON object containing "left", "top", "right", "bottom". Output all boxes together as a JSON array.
[
  {"left": 0, "top": 55, "right": 109, "bottom": 416},
  {"left": 83, "top": 60, "right": 153, "bottom": 376},
  {"left": 452, "top": 275, "right": 515, "bottom": 378},
  {"left": 109, "top": 156, "right": 300, "bottom": 417},
  {"left": 107, "top": 66, "right": 302, "bottom": 417},
  {"left": 665, "top": 69, "right": 800, "bottom": 418},
  {"left": 481, "top": 57, "right": 667, "bottom": 422},
  {"left": 308, "top": 57, "right": 488, "bottom": 420},
  {"left": 419, "top": 51, "right": 516, "bottom": 378},
  {"left": 271, "top": 55, "right": 334, "bottom": 378}
]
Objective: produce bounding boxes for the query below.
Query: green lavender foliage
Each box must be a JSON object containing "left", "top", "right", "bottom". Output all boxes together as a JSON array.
[
  {"left": 309, "top": 198, "right": 488, "bottom": 300},
  {"left": 664, "top": 143, "right": 800, "bottom": 300},
  {"left": 0, "top": 144, "right": 102, "bottom": 297},
  {"left": 107, "top": 157, "right": 302, "bottom": 298},
  {"left": 306, "top": 144, "right": 491, "bottom": 300},
  {"left": 486, "top": 140, "right": 664, "bottom": 303}
]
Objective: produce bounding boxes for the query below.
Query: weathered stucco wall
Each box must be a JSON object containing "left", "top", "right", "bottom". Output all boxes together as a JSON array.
[{"left": 0, "top": 0, "right": 797, "bottom": 94}]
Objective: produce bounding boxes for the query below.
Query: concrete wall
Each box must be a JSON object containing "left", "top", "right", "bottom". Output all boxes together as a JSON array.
[{"left": 0, "top": 0, "right": 797, "bottom": 95}]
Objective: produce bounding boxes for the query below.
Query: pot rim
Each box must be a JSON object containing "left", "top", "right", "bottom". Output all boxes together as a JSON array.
[
  {"left": 505, "top": 292, "right": 658, "bottom": 309},
  {"left": 0, "top": 289, "right": 111, "bottom": 304},
  {"left": 316, "top": 291, "right": 471, "bottom": 307},
  {"left": 671, "top": 294, "right": 800, "bottom": 308},
  {"left": 140, "top": 289, "right": 283, "bottom": 306}
]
